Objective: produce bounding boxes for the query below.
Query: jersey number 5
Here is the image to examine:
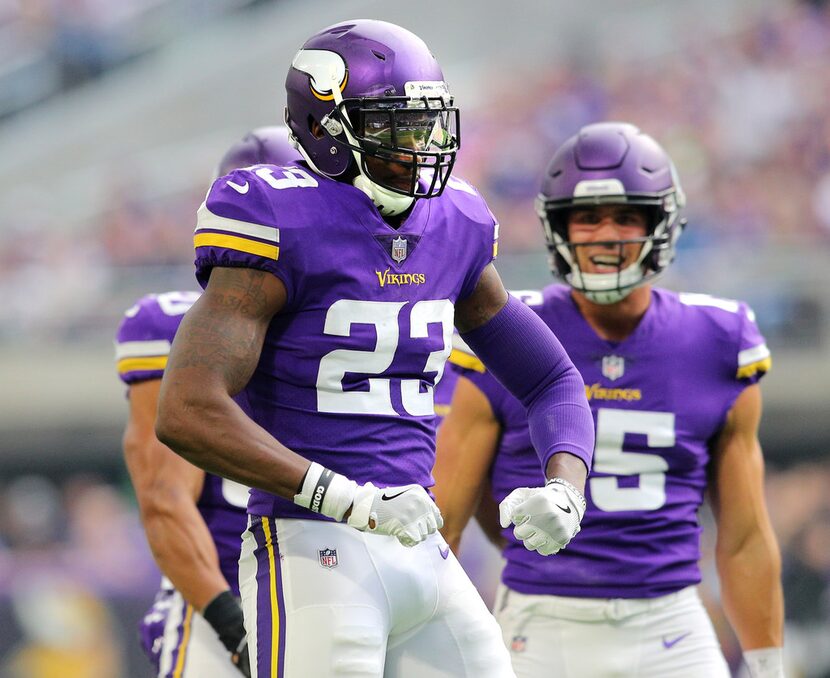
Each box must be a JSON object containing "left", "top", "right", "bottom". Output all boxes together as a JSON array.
[
  {"left": 590, "top": 408, "right": 673, "bottom": 512},
  {"left": 316, "top": 299, "right": 454, "bottom": 417}
]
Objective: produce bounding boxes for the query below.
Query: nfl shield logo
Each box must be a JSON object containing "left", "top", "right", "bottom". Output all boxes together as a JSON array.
[
  {"left": 391, "top": 236, "right": 408, "bottom": 263},
  {"left": 602, "top": 355, "right": 625, "bottom": 381},
  {"left": 318, "top": 548, "right": 338, "bottom": 569},
  {"left": 510, "top": 635, "right": 527, "bottom": 653}
]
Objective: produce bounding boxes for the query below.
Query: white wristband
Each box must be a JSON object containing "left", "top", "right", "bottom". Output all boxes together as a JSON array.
[
  {"left": 293, "top": 462, "right": 357, "bottom": 522},
  {"left": 743, "top": 647, "right": 784, "bottom": 678}
]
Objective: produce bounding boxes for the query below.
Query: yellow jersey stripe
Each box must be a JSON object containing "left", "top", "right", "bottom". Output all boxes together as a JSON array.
[
  {"left": 738, "top": 343, "right": 771, "bottom": 367},
  {"left": 117, "top": 356, "right": 167, "bottom": 374},
  {"left": 194, "top": 232, "right": 279, "bottom": 260},
  {"left": 262, "top": 517, "right": 280, "bottom": 678},
  {"left": 172, "top": 604, "right": 193, "bottom": 678},
  {"left": 434, "top": 404, "right": 451, "bottom": 417},
  {"left": 492, "top": 241, "right": 499, "bottom": 259},
  {"left": 736, "top": 357, "right": 772, "bottom": 380},
  {"left": 448, "top": 348, "right": 486, "bottom": 373}
]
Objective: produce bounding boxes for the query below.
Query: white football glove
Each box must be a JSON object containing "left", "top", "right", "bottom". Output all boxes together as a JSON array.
[
  {"left": 294, "top": 463, "right": 442, "bottom": 547},
  {"left": 347, "top": 483, "right": 443, "bottom": 547},
  {"left": 499, "top": 478, "right": 586, "bottom": 556}
]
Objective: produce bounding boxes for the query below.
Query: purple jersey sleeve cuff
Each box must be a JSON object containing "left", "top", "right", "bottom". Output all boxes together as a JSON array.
[{"left": 460, "top": 294, "right": 594, "bottom": 473}]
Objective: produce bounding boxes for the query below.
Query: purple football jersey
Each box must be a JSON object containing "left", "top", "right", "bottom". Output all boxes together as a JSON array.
[
  {"left": 115, "top": 291, "right": 249, "bottom": 594},
  {"left": 433, "top": 339, "right": 461, "bottom": 422},
  {"left": 194, "top": 164, "right": 498, "bottom": 519},
  {"left": 453, "top": 285, "right": 770, "bottom": 598}
]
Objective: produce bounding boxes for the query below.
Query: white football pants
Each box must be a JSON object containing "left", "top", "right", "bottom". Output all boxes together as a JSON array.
[
  {"left": 239, "top": 516, "right": 514, "bottom": 677},
  {"left": 494, "top": 584, "right": 730, "bottom": 678},
  {"left": 157, "top": 588, "right": 242, "bottom": 678}
]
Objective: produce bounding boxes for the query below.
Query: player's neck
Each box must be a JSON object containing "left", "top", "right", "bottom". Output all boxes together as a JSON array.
[{"left": 571, "top": 286, "right": 652, "bottom": 343}]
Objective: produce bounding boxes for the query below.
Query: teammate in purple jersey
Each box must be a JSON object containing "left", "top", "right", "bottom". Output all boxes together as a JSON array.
[
  {"left": 115, "top": 127, "right": 299, "bottom": 678},
  {"left": 155, "top": 19, "right": 594, "bottom": 678},
  {"left": 117, "top": 291, "right": 251, "bottom": 678},
  {"left": 435, "top": 123, "right": 784, "bottom": 678}
]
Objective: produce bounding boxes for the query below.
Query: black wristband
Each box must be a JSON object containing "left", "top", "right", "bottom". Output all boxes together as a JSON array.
[
  {"left": 202, "top": 590, "right": 246, "bottom": 655},
  {"left": 309, "top": 467, "right": 335, "bottom": 513}
]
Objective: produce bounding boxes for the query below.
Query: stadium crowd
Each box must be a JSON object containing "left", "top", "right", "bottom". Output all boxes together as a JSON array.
[{"left": 2, "top": 1, "right": 830, "bottom": 342}]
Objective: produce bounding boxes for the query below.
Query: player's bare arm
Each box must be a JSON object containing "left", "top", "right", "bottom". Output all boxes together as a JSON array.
[
  {"left": 434, "top": 375, "right": 501, "bottom": 553},
  {"left": 124, "top": 379, "right": 228, "bottom": 610},
  {"left": 158, "top": 267, "right": 442, "bottom": 545},
  {"left": 709, "top": 384, "right": 784, "bottom": 655},
  {"left": 156, "top": 266, "right": 310, "bottom": 497},
  {"left": 473, "top": 481, "right": 508, "bottom": 551}
]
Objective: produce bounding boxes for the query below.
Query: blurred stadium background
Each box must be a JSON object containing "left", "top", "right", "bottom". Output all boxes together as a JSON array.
[{"left": 1, "top": 0, "right": 829, "bottom": 675}]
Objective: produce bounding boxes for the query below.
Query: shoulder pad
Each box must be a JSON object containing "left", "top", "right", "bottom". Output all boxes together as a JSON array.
[
  {"left": 114, "top": 291, "right": 200, "bottom": 384},
  {"left": 438, "top": 173, "right": 493, "bottom": 224},
  {"left": 678, "top": 292, "right": 770, "bottom": 381}
]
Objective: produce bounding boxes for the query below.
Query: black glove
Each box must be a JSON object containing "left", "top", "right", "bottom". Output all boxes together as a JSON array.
[{"left": 202, "top": 590, "right": 251, "bottom": 677}]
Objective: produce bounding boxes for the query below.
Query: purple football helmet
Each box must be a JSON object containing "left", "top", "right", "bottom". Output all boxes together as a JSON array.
[
  {"left": 285, "top": 20, "right": 459, "bottom": 216},
  {"left": 213, "top": 125, "right": 300, "bottom": 179},
  {"left": 536, "top": 122, "right": 686, "bottom": 304}
]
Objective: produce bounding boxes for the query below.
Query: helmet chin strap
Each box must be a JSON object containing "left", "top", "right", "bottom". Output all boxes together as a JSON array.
[
  {"left": 326, "top": 83, "right": 416, "bottom": 218},
  {"left": 352, "top": 175, "right": 414, "bottom": 217},
  {"left": 569, "top": 262, "right": 644, "bottom": 305}
]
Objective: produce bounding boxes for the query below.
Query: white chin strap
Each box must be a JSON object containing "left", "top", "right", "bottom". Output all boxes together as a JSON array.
[
  {"left": 352, "top": 175, "right": 415, "bottom": 217},
  {"left": 324, "top": 82, "right": 415, "bottom": 218},
  {"left": 569, "top": 262, "right": 645, "bottom": 305},
  {"left": 551, "top": 226, "right": 654, "bottom": 305}
]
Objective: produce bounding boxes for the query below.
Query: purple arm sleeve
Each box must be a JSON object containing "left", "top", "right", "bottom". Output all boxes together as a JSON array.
[{"left": 459, "top": 295, "right": 594, "bottom": 474}]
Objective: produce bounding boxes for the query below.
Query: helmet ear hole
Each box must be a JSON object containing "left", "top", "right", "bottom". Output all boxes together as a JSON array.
[{"left": 308, "top": 116, "right": 324, "bottom": 140}]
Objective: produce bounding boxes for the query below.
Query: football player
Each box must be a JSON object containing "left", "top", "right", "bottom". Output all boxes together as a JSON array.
[
  {"left": 116, "top": 126, "right": 298, "bottom": 677},
  {"left": 155, "top": 20, "right": 595, "bottom": 678},
  {"left": 434, "top": 122, "right": 785, "bottom": 678}
]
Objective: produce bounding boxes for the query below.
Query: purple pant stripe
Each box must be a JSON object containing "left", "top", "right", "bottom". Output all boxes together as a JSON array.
[
  {"left": 251, "top": 517, "right": 286, "bottom": 678},
  {"left": 162, "top": 596, "right": 191, "bottom": 678}
]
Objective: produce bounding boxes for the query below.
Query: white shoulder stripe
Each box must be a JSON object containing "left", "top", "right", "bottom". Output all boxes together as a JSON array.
[
  {"left": 738, "top": 343, "right": 770, "bottom": 367},
  {"left": 679, "top": 293, "right": 739, "bottom": 314},
  {"left": 115, "top": 339, "right": 172, "bottom": 360},
  {"left": 196, "top": 202, "right": 279, "bottom": 243}
]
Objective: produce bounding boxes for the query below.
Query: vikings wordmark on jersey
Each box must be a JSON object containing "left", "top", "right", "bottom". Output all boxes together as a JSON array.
[
  {"left": 193, "top": 162, "right": 499, "bottom": 520},
  {"left": 451, "top": 285, "right": 770, "bottom": 598}
]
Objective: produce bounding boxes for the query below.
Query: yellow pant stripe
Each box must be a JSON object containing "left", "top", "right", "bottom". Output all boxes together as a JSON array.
[
  {"left": 262, "top": 517, "right": 280, "bottom": 677},
  {"left": 172, "top": 604, "right": 193, "bottom": 678}
]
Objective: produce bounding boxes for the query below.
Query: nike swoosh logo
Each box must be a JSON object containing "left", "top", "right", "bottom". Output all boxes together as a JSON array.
[
  {"left": 556, "top": 504, "right": 572, "bottom": 514},
  {"left": 381, "top": 489, "right": 411, "bottom": 501},
  {"left": 662, "top": 632, "right": 691, "bottom": 649},
  {"left": 438, "top": 545, "right": 450, "bottom": 560},
  {"left": 226, "top": 180, "right": 249, "bottom": 194}
]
